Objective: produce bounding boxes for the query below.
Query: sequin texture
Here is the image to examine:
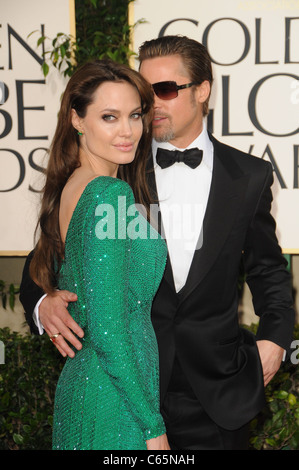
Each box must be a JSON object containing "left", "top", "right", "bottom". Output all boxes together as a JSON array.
[{"left": 52, "top": 177, "right": 167, "bottom": 450}]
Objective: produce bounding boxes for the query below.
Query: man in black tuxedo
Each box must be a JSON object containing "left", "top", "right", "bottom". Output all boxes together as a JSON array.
[{"left": 20, "top": 36, "right": 295, "bottom": 450}]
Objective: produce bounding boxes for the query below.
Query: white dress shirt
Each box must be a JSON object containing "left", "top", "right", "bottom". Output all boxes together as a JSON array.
[{"left": 152, "top": 124, "right": 213, "bottom": 292}]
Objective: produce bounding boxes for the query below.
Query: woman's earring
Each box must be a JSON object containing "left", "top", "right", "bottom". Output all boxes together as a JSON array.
[{"left": 77, "top": 130, "right": 83, "bottom": 136}]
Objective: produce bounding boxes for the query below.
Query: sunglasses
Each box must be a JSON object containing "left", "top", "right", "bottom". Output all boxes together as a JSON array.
[{"left": 152, "top": 81, "right": 198, "bottom": 100}]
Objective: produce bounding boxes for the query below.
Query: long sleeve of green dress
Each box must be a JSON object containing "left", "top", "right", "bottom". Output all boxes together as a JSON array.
[{"left": 52, "top": 177, "right": 167, "bottom": 450}]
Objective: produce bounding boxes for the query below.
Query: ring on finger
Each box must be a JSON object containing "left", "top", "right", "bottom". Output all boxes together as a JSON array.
[{"left": 49, "top": 333, "right": 61, "bottom": 344}]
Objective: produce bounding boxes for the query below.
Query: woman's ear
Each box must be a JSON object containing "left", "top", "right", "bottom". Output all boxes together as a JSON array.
[{"left": 71, "top": 108, "right": 83, "bottom": 133}]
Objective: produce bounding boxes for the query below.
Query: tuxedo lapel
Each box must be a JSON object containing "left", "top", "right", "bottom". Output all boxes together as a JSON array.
[{"left": 179, "top": 136, "right": 250, "bottom": 302}]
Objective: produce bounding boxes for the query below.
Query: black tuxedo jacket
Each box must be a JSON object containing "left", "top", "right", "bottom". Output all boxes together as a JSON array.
[
  {"left": 20, "top": 133, "right": 295, "bottom": 431},
  {"left": 146, "top": 134, "right": 294, "bottom": 430}
]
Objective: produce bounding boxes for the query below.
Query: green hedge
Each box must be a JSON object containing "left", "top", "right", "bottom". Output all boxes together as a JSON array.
[
  {"left": 248, "top": 323, "right": 299, "bottom": 450},
  {"left": 0, "top": 328, "right": 64, "bottom": 450},
  {"left": 0, "top": 325, "right": 298, "bottom": 450}
]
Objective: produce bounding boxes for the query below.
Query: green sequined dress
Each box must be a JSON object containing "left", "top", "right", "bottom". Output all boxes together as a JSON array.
[{"left": 52, "top": 177, "right": 167, "bottom": 450}]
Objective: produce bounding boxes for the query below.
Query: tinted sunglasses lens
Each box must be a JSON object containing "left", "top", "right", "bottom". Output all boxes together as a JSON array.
[{"left": 152, "top": 81, "right": 178, "bottom": 100}]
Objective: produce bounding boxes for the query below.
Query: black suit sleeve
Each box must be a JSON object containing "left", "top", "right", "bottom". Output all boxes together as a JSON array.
[
  {"left": 243, "top": 164, "right": 295, "bottom": 352},
  {"left": 20, "top": 250, "right": 45, "bottom": 334}
]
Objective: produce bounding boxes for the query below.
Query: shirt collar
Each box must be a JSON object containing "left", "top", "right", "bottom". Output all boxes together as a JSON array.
[{"left": 152, "top": 123, "right": 213, "bottom": 171}]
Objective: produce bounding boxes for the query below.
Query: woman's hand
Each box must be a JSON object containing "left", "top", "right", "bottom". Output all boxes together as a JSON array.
[{"left": 146, "top": 433, "right": 170, "bottom": 450}]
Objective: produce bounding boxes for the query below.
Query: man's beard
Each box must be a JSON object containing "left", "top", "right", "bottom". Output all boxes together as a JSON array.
[
  {"left": 154, "top": 129, "right": 175, "bottom": 143},
  {"left": 153, "top": 116, "right": 175, "bottom": 143}
]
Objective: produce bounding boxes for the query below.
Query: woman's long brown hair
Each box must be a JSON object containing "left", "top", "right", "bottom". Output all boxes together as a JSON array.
[{"left": 30, "top": 59, "right": 154, "bottom": 294}]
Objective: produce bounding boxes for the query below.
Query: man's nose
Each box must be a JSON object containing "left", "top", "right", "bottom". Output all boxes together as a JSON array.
[{"left": 153, "top": 94, "right": 164, "bottom": 108}]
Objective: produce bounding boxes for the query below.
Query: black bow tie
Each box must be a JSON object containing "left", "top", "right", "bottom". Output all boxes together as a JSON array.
[{"left": 156, "top": 147, "right": 203, "bottom": 169}]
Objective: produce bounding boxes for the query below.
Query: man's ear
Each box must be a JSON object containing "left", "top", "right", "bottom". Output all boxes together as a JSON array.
[{"left": 197, "top": 80, "right": 211, "bottom": 104}]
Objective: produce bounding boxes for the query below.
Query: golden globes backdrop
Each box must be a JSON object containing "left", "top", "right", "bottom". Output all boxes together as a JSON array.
[
  {"left": 1, "top": 0, "right": 298, "bottom": 255},
  {"left": 0, "top": 0, "right": 75, "bottom": 254},
  {"left": 131, "top": 0, "right": 299, "bottom": 253}
]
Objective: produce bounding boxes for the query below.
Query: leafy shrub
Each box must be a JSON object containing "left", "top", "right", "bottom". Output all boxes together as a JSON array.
[
  {"left": 0, "top": 325, "right": 298, "bottom": 450},
  {"left": 34, "top": 0, "right": 138, "bottom": 77},
  {"left": 0, "top": 328, "right": 64, "bottom": 450},
  {"left": 0, "top": 281, "right": 20, "bottom": 311},
  {"left": 248, "top": 323, "right": 299, "bottom": 450}
]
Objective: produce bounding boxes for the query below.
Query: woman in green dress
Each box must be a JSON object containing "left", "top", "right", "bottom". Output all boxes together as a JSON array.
[{"left": 29, "top": 60, "right": 170, "bottom": 450}]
